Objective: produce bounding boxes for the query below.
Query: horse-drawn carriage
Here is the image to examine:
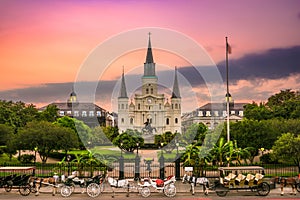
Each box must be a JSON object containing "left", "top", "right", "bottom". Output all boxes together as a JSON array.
[
  {"left": 138, "top": 175, "right": 177, "bottom": 198},
  {"left": 60, "top": 171, "right": 104, "bottom": 198},
  {"left": 0, "top": 166, "right": 35, "bottom": 196},
  {"left": 211, "top": 166, "right": 270, "bottom": 197}
]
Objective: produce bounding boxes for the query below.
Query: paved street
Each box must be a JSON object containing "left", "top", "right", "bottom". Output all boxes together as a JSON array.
[{"left": 0, "top": 182, "right": 300, "bottom": 200}]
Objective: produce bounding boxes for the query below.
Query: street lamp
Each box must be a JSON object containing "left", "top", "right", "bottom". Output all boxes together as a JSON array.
[
  {"left": 119, "top": 141, "right": 124, "bottom": 179},
  {"left": 175, "top": 141, "right": 180, "bottom": 180},
  {"left": 226, "top": 157, "right": 230, "bottom": 167},
  {"left": 120, "top": 141, "right": 123, "bottom": 157},
  {"left": 34, "top": 147, "right": 38, "bottom": 164},
  {"left": 67, "top": 154, "right": 71, "bottom": 176},
  {"left": 134, "top": 142, "right": 140, "bottom": 181},
  {"left": 159, "top": 142, "right": 165, "bottom": 180},
  {"left": 136, "top": 142, "right": 139, "bottom": 155}
]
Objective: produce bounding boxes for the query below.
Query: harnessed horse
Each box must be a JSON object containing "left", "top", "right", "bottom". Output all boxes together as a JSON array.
[
  {"left": 182, "top": 173, "right": 209, "bottom": 195},
  {"left": 29, "top": 175, "right": 59, "bottom": 196},
  {"left": 274, "top": 176, "right": 298, "bottom": 196}
]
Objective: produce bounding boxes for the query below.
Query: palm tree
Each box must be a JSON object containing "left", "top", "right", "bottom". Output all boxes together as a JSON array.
[
  {"left": 210, "top": 137, "right": 230, "bottom": 166},
  {"left": 232, "top": 140, "right": 252, "bottom": 165}
]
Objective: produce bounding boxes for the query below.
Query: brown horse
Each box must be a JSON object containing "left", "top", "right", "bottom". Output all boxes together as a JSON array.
[
  {"left": 29, "top": 176, "right": 58, "bottom": 196},
  {"left": 274, "top": 176, "right": 298, "bottom": 196}
]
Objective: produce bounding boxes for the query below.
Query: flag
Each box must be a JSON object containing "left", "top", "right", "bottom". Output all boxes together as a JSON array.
[{"left": 227, "top": 42, "right": 232, "bottom": 54}]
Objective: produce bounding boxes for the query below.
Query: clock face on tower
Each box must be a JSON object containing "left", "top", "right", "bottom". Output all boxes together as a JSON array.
[{"left": 147, "top": 98, "right": 152, "bottom": 104}]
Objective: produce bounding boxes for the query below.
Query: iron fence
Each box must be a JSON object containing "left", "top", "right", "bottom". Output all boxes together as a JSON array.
[{"left": 0, "top": 162, "right": 298, "bottom": 178}]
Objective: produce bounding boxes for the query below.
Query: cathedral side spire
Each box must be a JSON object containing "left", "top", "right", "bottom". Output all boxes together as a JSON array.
[
  {"left": 171, "top": 67, "right": 181, "bottom": 99},
  {"left": 119, "top": 66, "right": 128, "bottom": 98}
]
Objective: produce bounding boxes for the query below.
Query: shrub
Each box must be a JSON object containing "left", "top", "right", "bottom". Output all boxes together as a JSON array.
[{"left": 18, "top": 154, "right": 35, "bottom": 163}]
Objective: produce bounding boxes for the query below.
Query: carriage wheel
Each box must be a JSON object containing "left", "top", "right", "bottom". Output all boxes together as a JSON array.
[
  {"left": 216, "top": 191, "right": 228, "bottom": 197},
  {"left": 19, "top": 184, "right": 31, "bottom": 196},
  {"left": 164, "top": 184, "right": 176, "bottom": 197},
  {"left": 140, "top": 187, "right": 151, "bottom": 198},
  {"left": 87, "top": 183, "right": 101, "bottom": 198},
  {"left": 257, "top": 182, "right": 270, "bottom": 196},
  {"left": 60, "top": 185, "right": 72, "bottom": 197},
  {"left": 4, "top": 185, "right": 12, "bottom": 192},
  {"left": 296, "top": 183, "right": 300, "bottom": 193}
]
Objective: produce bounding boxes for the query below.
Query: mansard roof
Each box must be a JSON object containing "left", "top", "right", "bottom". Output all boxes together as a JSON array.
[
  {"left": 198, "top": 102, "right": 247, "bottom": 111},
  {"left": 40, "top": 102, "right": 106, "bottom": 112}
]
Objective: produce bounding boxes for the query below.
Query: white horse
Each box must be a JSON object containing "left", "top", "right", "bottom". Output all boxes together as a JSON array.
[{"left": 182, "top": 174, "right": 209, "bottom": 195}]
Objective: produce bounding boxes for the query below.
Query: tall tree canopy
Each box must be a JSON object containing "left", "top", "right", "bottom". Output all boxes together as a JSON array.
[
  {"left": 272, "top": 133, "right": 300, "bottom": 170},
  {"left": 244, "top": 89, "right": 300, "bottom": 120},
  {"left": 0, "top": 100, "right": 39, "bottom": 132},
  {"left": 16, "top": 121, "right": 78, "bottom": 163}
]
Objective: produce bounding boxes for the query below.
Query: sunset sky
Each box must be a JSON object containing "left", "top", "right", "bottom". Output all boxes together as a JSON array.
[{"left": 0, "top": 0, "right": 300, "bottom": 113}]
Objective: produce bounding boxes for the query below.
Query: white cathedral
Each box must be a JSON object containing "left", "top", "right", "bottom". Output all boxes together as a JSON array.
[{"left": 117, "top": 35, "right": 182, "bottom": 135}]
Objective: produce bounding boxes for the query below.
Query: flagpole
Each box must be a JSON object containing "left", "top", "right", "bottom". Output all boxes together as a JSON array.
[{"left": 226, "top": 36, "right": 230, "bottom": 143}]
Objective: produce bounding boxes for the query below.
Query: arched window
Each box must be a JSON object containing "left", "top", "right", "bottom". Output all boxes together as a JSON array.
[
  {"left": 146, "top": 88, "right": 149, "bottom": 94},
  {"left": 151, "top": 88, "right": 153, "bottom": 94},
  {"left": 175, "top": 118, "right": 178, "bottom": 124},
  {"left": 138, "top": 104, "right": 140, "bottom": 110},
  {"left": 166, "top": 118, "right": 169, "bottom": 125},
  {"left": 130, "top": 118, "right": 133, "bottom": 124},
  {"left": 121, "top": 118, "right": 124, "bottom": 123}
]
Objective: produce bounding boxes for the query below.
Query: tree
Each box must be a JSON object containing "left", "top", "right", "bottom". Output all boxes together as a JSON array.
[
  {"left": 0, "top": 124, "right": 13, "bottom": 146},
  {"left": 271, "top": 133, "right": 300, "bottom": 172},
  {"left": 90, "top": 126, "right": 112, "bottom": 147},
  {"left": 16, "top": 121, "right": 78, "bottom": 163},
  {"left": 102, "top": 126, "right": 119, "bottom": 142},
  {"left": 244, "top": 102, "right": 273, "bottom": 121},
  {"left": 183, "top": 123, "right": 207, "bottom": 145},
  {"left": 113, "top": 129, "right": 144, "bottom": 152},
  {"left": 54, "top": 116, "right": 91, "bottom": 150},
  {"left": 244, "top": 90, "right": 300, "bottom": 120},
  {"left": 38, "top": 104, "right": 59, "bottom": 122},
  {"left": 210, "top": 137, "right": 230, "bottom": 166},
  {"left": 154, "top": 131, "right": 180, "bottom": 153},
  {"left": 0, "top": 100, "right": 39, "bottom": 132}
]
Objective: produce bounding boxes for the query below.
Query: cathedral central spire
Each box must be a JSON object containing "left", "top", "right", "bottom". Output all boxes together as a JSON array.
[
  {"left": 143, "top": 33, "right": 156, "bottom": 77},
  {"left": 145, "top": 32, "right": 154, "bottom": 64}
]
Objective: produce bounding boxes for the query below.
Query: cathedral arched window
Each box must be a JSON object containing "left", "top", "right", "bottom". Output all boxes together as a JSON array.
[
  {"left": 146, "top": 88, "right": 149, "bottom": 94},
  {"left": 175, "top": 104, "right": 178, "bottom": 109},
  {"left": 159, "top": 103, "right": 162, "bottom": 110},
  {"left": 166, "top": 118, "right": 169, "bottom": 125},
  {"left": 151, "top": 88, "right": 153, "bottom": 94},
  {"left": 121, "top": 118, "right": 124, "bottom": 123},
  {"left": 130, "top": 118, "right": 133, "bottom": 124},
  {"left": 138, "top": 103, "right": 140, "bottom": 110},
  {"left": 175, "top": 118, "right": 178, "bottom": 124}
]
